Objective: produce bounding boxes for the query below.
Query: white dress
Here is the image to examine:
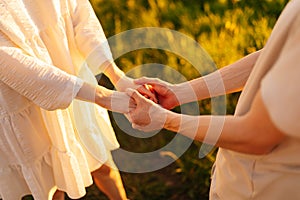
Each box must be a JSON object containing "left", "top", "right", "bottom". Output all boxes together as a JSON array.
[{"left": 0, "top": 0, "right": 119, "bottom": 199}]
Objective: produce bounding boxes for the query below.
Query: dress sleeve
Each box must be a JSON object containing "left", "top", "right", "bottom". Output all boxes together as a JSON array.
[
  {"left": 70, "top": 0, "right": 114, "bottom": 75},
  {"left": 0, "top": 46, "right": 83, "bottom": 110},
  {"left": 261, "top": 15, "right": 300, "bottom": 138}
]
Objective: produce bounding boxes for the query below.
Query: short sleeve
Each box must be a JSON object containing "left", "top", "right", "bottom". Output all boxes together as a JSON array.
[
  {"left": 70, "top": 0, "right": 113, "bottom": 75},
  {"left": 261, "top": 15, "right": 300, "bottom": 138},
  {"left": 0, "top": 46, "right": 84, "bottom": 110}
]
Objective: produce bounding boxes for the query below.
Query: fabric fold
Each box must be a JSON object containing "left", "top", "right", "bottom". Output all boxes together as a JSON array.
[{"left": 0, "top": 0, "right": 120, "bottom": 199}]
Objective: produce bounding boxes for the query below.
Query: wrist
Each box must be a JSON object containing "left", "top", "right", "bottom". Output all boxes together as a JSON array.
[
  {"left": 172, "top": 82, "right": 197, "bottom": 105},
  {"left": 164, "top": 110, "right": 180, "bottom": 132},
  {"left": 95, "top": 86, "right": 113, "bottom": 109},
  {"left": 103, "top": 62, "right": 126, "bottom": 87},
  {"left": 115, "top": 75, "right": 135, "bottom": 91},
  {"left": 96, "top": 88, "right": 130, "bottom": 113},
  {"left": 165, "top": 111, "right": 201, "bottom": 140}
]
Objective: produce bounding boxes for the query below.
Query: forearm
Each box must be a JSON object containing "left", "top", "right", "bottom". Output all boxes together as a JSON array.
[
  {"left": 102, "top": 61, "right": 126, "bottom": 87},
  {"left": 164, "top": 111, "right": 240, "bottom": 150},
  {"left": 206, "top": 49, "right": 262, "bottom": 96},
  {"left": 164, "top": 88, "right": 285, "bottom": 155},
  {"left": 173, "top": 50, "right": 262, "bottom": 103},
  {"left": 165, "top": 112, "right": 270, "bottom": 155},
  {"left": 76, "top": 82, "right": 129, "bottom": 113},
  {"left": 76, "top": 82, "right": 112, "bottom": 107}
]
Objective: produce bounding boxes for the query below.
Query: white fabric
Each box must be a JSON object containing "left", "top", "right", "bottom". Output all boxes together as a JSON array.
[
  {"left": 210, "top": 0, "right": 300, "bottom": 199},
  {"left": 261, "top": 14, "right": 300, "bottom": 138},
  {"left": 0, "top": 0, "right": 119, "bottom": 199}
]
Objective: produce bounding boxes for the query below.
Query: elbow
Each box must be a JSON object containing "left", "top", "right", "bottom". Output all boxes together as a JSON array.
[
  {"left": 247, "top": 144, "right": 277, "bottom": 155},
  {"left": 241, "top": 137, "right": 285, "bottom": 155},
  {"left": 235, "top": 144, "right": 274, "bottom": 155}
]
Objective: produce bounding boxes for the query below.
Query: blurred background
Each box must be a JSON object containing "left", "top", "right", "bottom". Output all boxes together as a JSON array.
[{"left": 82, "top": 0, "right": 289, "bottom": 199}]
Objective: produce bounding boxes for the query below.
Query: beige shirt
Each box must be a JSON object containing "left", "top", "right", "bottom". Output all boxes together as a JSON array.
[
  {"left": 0, "top": 0, "right": 118, "bottom": 199},
  {"left": 210, "top": 0, "right": 300, "bottom": 199}
]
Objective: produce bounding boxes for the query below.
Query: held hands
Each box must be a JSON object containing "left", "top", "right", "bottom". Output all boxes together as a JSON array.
[
  {"left": 134, "top": 77, "right": 179, "bottom": 110},
  {"left": 110, "top": 74, "right": 178, "bottom": 132},
  {"left": 125, "top": 77, "right": 179, "bottom": 132},
  {"left": 100, "top": 63, "right": 174, "bottom": 130},
  {"left": 103, "top": 62, "right": 158, "bottom": 103},
  {"left": 126, "top": 88, "right": 168, "bottom": 132},
  {"left": 115, "top": 75, "right": 158, "bottom": 103}
]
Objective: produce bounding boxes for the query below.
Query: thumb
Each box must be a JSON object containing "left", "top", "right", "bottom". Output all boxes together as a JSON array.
[
  {"left": 132, "top": 123, "right": 141, "bottom": 130},
  {"left": 132, "top": 123, "right": 152, "bottom": 132},
  {"left": 134, "top": 77, "right": 158, "bottom": 85},
  {"left": 124, "top": 113, "right": 132, "bottom": 123},
  {"left": 126, "top": 88, "right": 144, "bottom": 103}
]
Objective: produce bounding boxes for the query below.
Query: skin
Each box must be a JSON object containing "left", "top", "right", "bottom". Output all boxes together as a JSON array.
[
  {"left": 127, "top": 49, "right": 286, "bottom": 155},
  {"left": 54, "top": 62, "right": 155, "bottom": 200},
  {"left": 134, "top": 50, "right": 262, "bottom": 109},
  {"left": 91, "top": 163, "right": 127, "bottom": 200},
  {"left": 101, "top": 61, "right": 157, "bottom": 102},
  {"left": 76, "top": 61, "right": 157, "bottom": 113},
  {"left": 76, "top": 63, "right": 157, "bottom": 113},
  {"left": 52, "top": 165, "right": 127, "bottom": 200}
]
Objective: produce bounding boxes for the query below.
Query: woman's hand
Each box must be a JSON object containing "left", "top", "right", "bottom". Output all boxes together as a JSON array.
[
  {"left": 76, "top": 82, "right": 131, "bottom": 113},
  {"left": 102, "top": 62, "right": 158, "bottom": 103},
  {"left": 115, "top": 75, "right": 158, "bottom": 103},
  {"left": 134, "top": 77, "right": 179, "bottom": 109},
  {"left": 95, "top": 85, "right": 131, "bottom": 114}
]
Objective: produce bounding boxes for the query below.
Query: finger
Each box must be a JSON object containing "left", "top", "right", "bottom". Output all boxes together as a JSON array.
[
  {"left": 137, "top": 86, "right": 158, "bottom": 103},
  {"left": 149, "top": 84, "right": 170, "bottom": 97},
  {"left": 132, "top": 123, "right": 142, "bottom": 131},
  {"left": 143, "top": 84, "right": 154, "bottom": 92},
  {"left": 132, "top": 123, "right": 149, "bottom": 132},
  {"left": 129, "top": 98, "right": 136, "bottom": 110},
  {"left": 144, "top": 84, "right": 158, "bottom": 100},
  {"left": 149, "top": 96, "right": 157, "bottom": 103},
  {"left": 125, "top": 113, "right": 132, "bottom": 123},
  {"left": 134, "top": 77, "right": 159, "bottom": 85},
  {"left": 132, "top": 123, "right": 161, "bottom": 132},
  {"left": 126, "top": 88, "right": 144, "bottom": 103},
  {"left": 126, "top": 88, "right": 135, "bottom": 96}
]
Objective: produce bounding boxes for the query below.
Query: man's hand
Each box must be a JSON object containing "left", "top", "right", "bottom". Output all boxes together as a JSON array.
[
  {"left": 126, "top": 88, "right": 167, "bottom": 132},
  {"left": 134, "top": 77, "right": 179, "bottom": 109},
  {"left": 115, "top": 75, "right": 158, "bottom": 103},
  {"left": 102, "top": 62, "right": 157, "bottom": 103}
]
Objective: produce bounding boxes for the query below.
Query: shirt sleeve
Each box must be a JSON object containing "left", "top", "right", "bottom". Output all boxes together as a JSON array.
[
  {"left": 261, "top": 15, "right": 300, "bottom": 138},
  {"left": 70, "top": 0, "right": 114, "bottom": 75},
  {"left": 0, "top": 46, "right": 84, "bottom": 111}
]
